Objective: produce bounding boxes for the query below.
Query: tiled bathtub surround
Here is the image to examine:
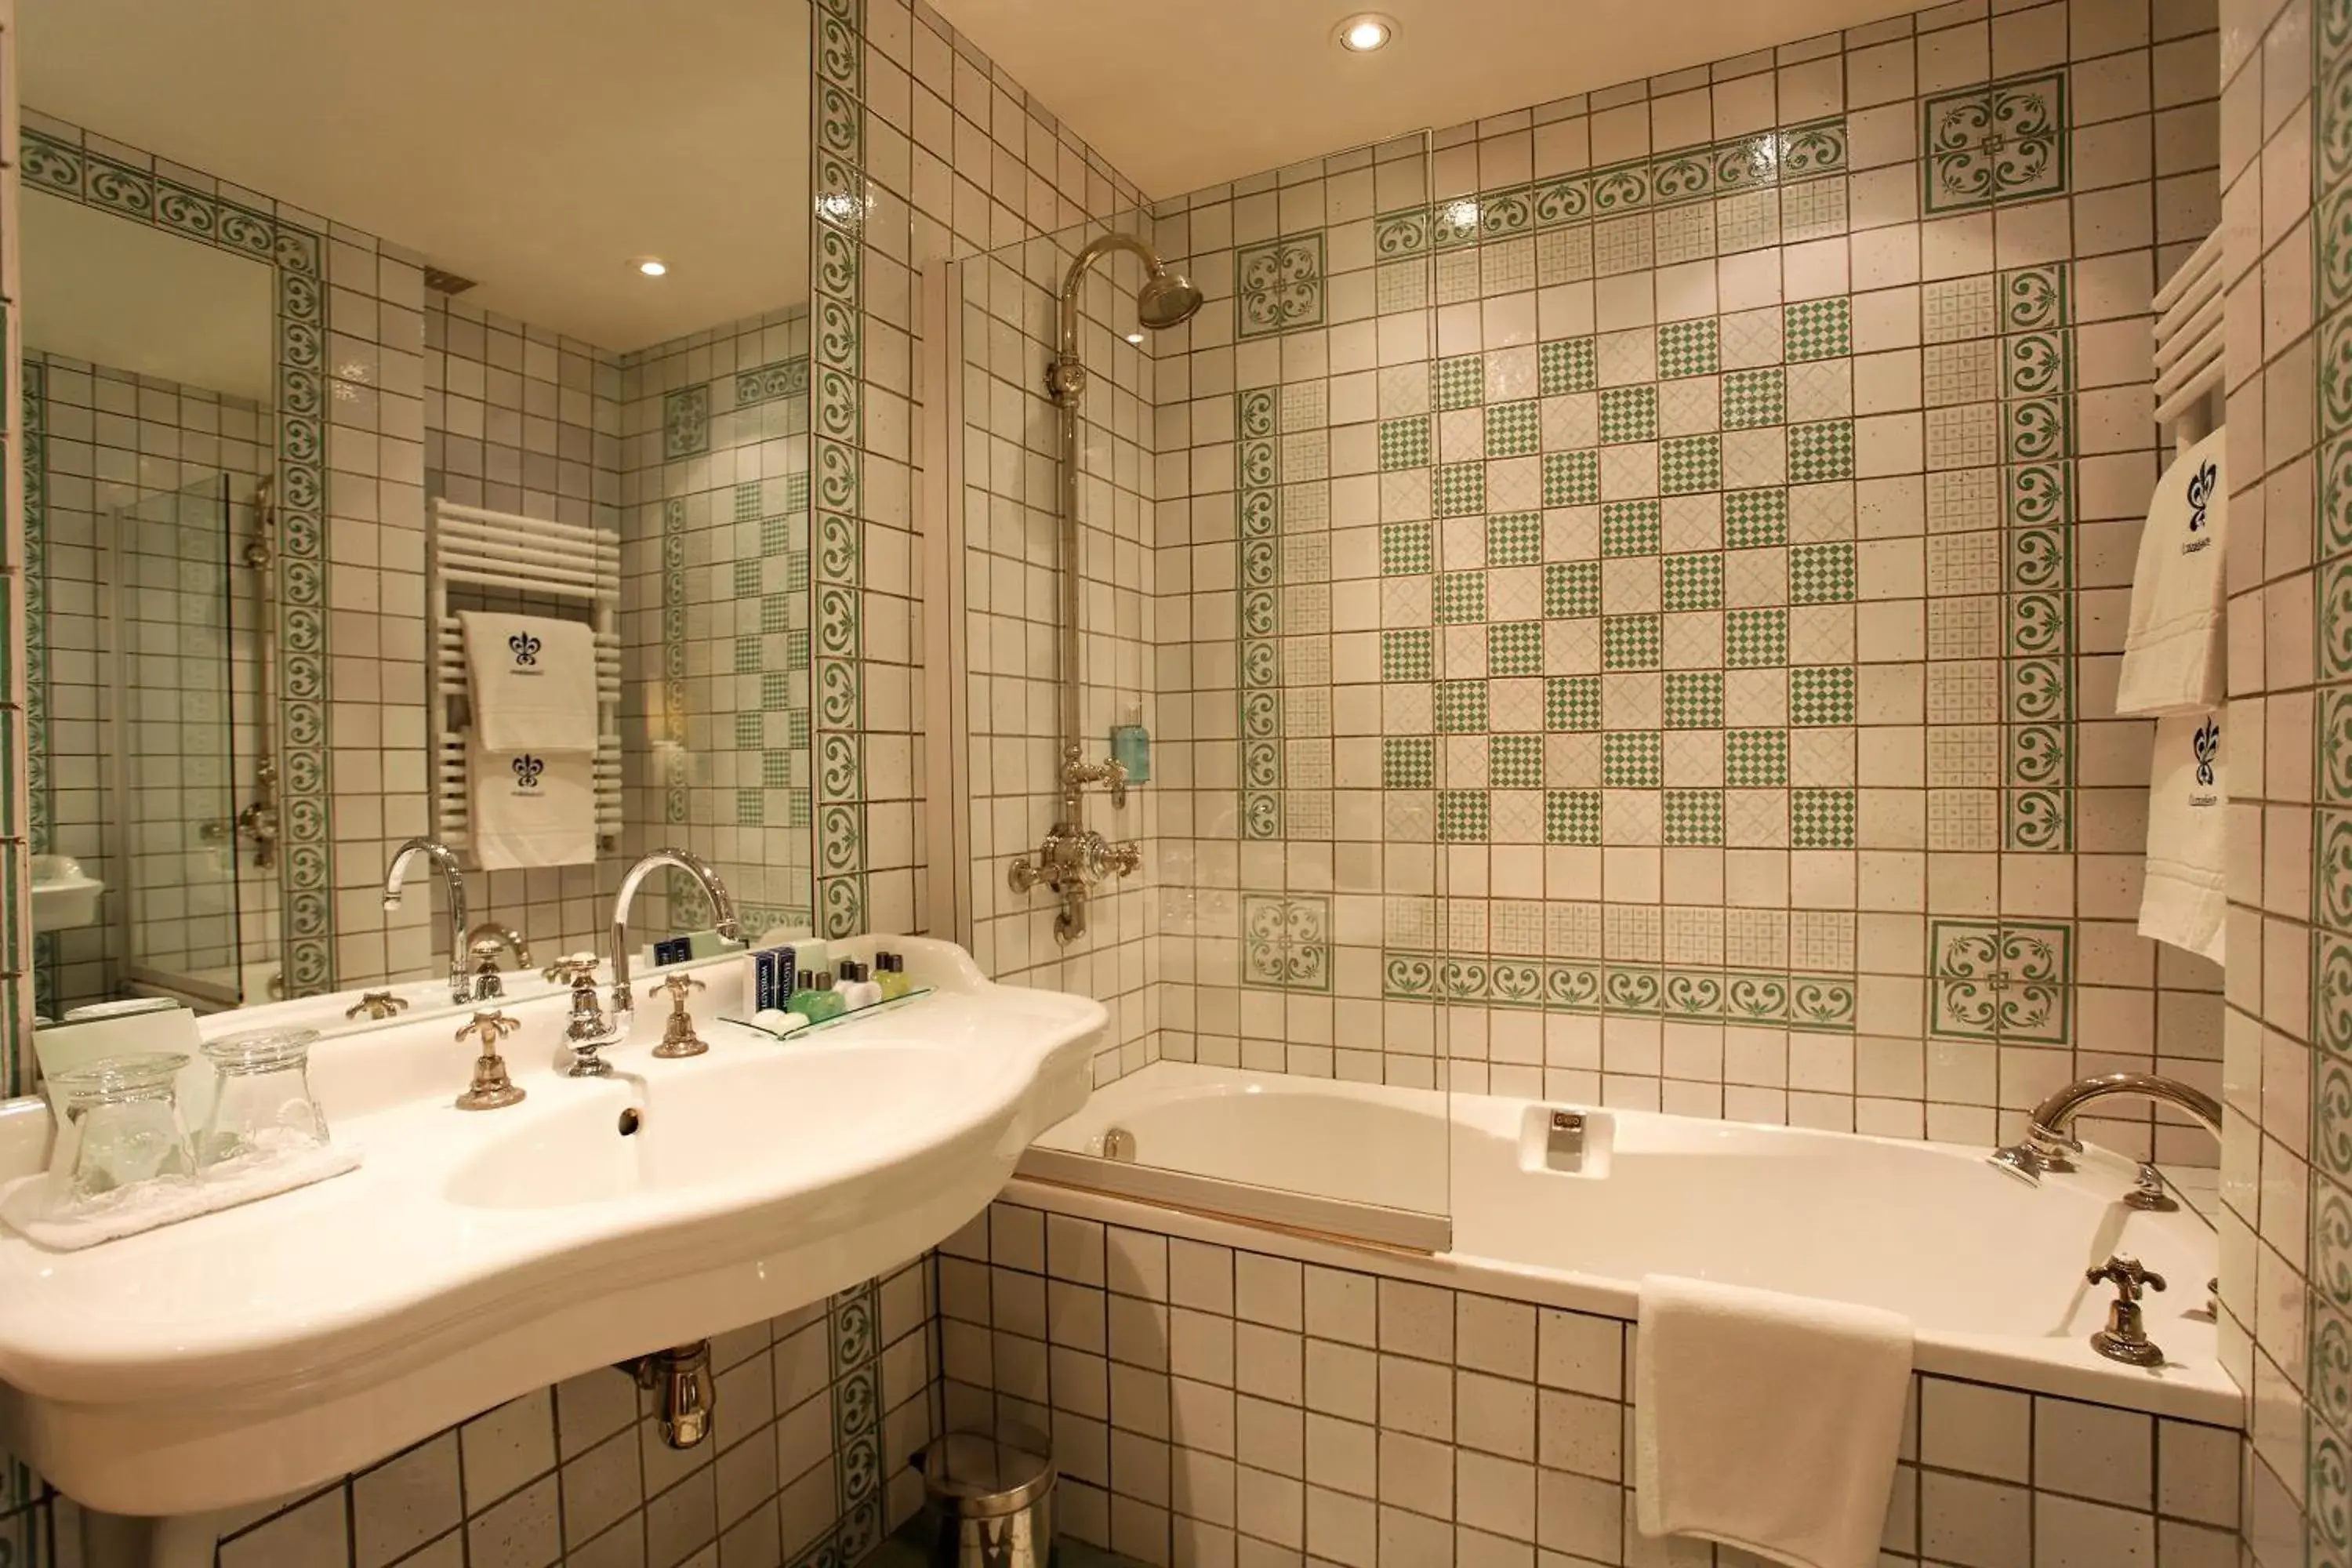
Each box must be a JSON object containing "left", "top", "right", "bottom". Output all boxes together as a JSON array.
[
  {"left": 1145, "top": 0, "right": 2230, "bottom": 1160},
  {"left": 942, "top": 1193, "right": 2241, "bottom": 1566}
]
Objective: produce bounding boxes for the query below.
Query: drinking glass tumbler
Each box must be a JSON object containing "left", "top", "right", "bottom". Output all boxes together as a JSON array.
[
  {"left": 45, "top": 1051, "right": 197, "bottom": 1212},
  {"left": 196, "top": 1029, "right": 328, "bottom": 1171}
]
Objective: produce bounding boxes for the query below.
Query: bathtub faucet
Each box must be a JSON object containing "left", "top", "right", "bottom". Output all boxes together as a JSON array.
[{"left": 1987, "top": 1072, "right": 2223, "bottom": 1189}]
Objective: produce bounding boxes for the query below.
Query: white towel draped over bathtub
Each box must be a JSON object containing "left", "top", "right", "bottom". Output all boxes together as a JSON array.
[
  {"left": 1635, "top": 1273, "right": 1914, "bottom": 1568},
  {"left": 2115, "top": 428, "right": 2227, "bottom": 717}
]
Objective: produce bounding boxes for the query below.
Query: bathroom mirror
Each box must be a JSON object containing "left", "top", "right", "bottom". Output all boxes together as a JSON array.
[{"left": 19, "top": 1, "right": 816, "bottom": 1035}]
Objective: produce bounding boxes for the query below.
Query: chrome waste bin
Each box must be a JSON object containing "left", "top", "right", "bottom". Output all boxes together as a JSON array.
[{"left": 917, "top": 1422, "right": 1056, "bottom": 1568}]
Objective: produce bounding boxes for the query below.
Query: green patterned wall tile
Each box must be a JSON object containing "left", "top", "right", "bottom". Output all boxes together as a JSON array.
[
  {"left": 1236, "top": 234, "right": 1326, "bottom": 338},
  {"left": 1921, "top": 71, "right": 2069, "bottom": 215}
]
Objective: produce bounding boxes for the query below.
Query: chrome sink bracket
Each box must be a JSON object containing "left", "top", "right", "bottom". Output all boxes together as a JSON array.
[
  {"left": 644, "top": 972, "right": 710, "bottom": 1059},
  {"left": 2086, "top": 1254, "right": 2168, "bottom": 1367},
  {"left": 454, "top": 1011, "right": 526, "bottom": 1111},
  {"left": 621, "top": 1341, "right": 715, "bottom": 1449}
]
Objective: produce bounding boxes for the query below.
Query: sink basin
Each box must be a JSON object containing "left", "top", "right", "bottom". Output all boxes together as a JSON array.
[
  {"left": 445, "top": 1040, "right": 982, "bottom": 1209},
  {"left": 29, "top": 854, "right": 103, "bottom": 932},
  {"left": 0, "top": 936, "right": 1102, "bottom": 1516}
]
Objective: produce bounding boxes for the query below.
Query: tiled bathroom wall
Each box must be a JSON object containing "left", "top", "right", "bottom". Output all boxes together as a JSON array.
[
  {"left": 25, "top": 354, "right": 275, "bottom": 1011},
  {"left": 942, "top": 1192, "right": 2241, "bottom": 1566},
  {"left": 418, "top": 292, "right": 630, "bottom": 969},
  {"left": 2223, "top": 0, "right": 2335, "bottom": 1554},
  {"left": 617, "top": 305, "right": 818, "bottom": 940},
  {"left": 950, "top": 220, "right": 1170, "bottom": 1079},
  {"left": 1145, "top": 0, "right": 2229, "bottom": 1162}
]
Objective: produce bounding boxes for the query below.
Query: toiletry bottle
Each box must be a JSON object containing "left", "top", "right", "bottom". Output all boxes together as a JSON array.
[
  {"left": 1111, "top": 698, "right": 1152, "bottom": 785},
  {"left": 840, "top": 961, "right": 884, "bottom": 1011},
  {"left": 786, "top": 971, "right": 846, "bottom": 1024},
  {"left": 875, "top": 952, "right": 911, "bottom": 1001}
]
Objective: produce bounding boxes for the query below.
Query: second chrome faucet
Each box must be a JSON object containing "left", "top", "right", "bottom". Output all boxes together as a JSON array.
[{"left": 562, "top": 848, "right": 742, "bottom": 1078}]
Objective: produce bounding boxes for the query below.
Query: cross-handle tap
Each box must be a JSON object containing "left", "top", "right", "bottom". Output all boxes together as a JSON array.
[
  {"left": 344, "top": 989, "right": 409, "bottom": 1022},
  {"left": 542, "top": 953, "right": 598, "bottom": 985},
  {"left": 2086, "top": 1254, "right": 2168, "bottom": 1367},
  {"left": 568, "top": 849, "right": 742, "bottom": 1078},
  {"left": 561, "top": 967, "right": 615, "bottom": 1077},
  {"left": 644, "top": 972, "right": 710, "bottom": 1059},
  {"left": 465, "top": 923, "right": 533, "bottom": 1000},
  {"left": 1063, "top": 752, "right": 1129, "bottom": 810},
  {"left": 454, "top": 1011, "right": 526, "bottom": 1111}
]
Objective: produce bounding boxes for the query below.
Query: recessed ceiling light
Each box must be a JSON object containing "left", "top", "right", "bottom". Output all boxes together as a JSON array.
[
  {"left": 1335, "top": 13, "right": 1396, "bottom": 51},
  {"left": 1125, "top": 332, "right": 1145, "bottom": 344},
  {"left": 632, "top": 257, "right": 668, "bottom": 278}
]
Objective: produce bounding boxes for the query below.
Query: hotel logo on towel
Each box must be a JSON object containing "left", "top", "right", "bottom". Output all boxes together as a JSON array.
[
  {"left": 2183, "top": 459, "right": 2217, "bottom": 553},
  {"left": 507, "top": 631, "right": 543, "bottom": 670},
  {"left": 511, "top": 753, "right": 545, "bottom": 790},
  {"left": 2191, "top": 717, "right": 2220, "bottom": 799}
]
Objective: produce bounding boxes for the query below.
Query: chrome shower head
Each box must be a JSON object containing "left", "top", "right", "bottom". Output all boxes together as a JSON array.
[{"left": 1135, "top": 267, "right": 1204, "bottom": 330}]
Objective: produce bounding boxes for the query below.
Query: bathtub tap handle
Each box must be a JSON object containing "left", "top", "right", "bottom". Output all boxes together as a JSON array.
[{"left": 2086, "top": 1254, "right": 2168, "bottom": 1368}]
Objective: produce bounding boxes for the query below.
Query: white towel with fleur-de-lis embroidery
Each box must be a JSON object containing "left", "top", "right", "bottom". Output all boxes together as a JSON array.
[
  {"left": 2140, "top": 709, "right": 2227, "bottom": 964},
  {"left": 2117, "top": 430, "right": 2227, "bottom": 717},
  {"left": 459, "top": 611, "right": 599, "bottom": 751},
  {"left": 470, "top": 745, "right": 596, "bottom": 870}
]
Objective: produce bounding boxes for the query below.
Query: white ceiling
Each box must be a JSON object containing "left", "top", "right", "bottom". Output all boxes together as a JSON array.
[
  {"left": 24, "top": 191, "right": 277, "bottom": 402},
  {"left": 19, "top": 0, "right": 811, "bottom": 353},
  {"left": 928, "top": 0, "right": 1925, "bottom": 197}
]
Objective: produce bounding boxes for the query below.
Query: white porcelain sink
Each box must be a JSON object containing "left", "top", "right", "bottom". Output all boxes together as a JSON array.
[
  {"left": 28, "top": 854, "right": 103, "bottom": 932},
  {"left": 0, "top": 936, "right": 1103, "bottom": 1516}
]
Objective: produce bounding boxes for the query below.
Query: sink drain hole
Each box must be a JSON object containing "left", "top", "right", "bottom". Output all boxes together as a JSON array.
[{"left": 619, "top": 1108, "right": 645, "bottom": 1136}]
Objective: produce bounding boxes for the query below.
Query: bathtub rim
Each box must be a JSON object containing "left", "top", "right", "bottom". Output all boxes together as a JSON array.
[{"left": 992, "top": 1172, "right": 2241, "bottom": 1429}]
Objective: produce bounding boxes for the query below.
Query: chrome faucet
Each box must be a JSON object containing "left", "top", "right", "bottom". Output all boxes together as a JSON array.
[
  {"left": 464, "top": 921, "right": 533, "bottom": 1000},
  {"left": 382, "top": 837, "right": 469, "bottom": 1007},
  {"left": 563, "top": 848, "right": 742, "bottom": 1078},
  {"left": 1988, "top": 1073, "right": 2223, "bottom": 1187}
]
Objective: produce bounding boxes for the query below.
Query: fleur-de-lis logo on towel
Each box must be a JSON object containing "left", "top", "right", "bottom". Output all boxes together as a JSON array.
[
  {"left": 513, "top": 754, "right": 545, "bottom": 789},
  {"left": 2192, "top": 717, "right": 2220, "bottom": 788},
  {"left": 508, "top": 632, "right": 543, "bottom": 666},
  {"left": 2186, "top": 459, "right": 2217, "bottom": 532}
]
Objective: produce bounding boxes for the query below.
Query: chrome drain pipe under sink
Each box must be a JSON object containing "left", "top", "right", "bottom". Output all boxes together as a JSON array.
[{"left": 620, "top": 1341, "right": 716, "bottom": 1449}]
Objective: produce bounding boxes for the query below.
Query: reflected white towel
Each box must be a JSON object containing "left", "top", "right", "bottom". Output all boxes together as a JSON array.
[
  {"left": 459, "top": 611, "right": 599, "bottom": 752},
  {"left": 470, "top": 744, "right": 596, "bottom": 871},
  {"left": 1635, "top": 1274, "right": 1913, "bottom": 1568},
  {"left": 2140, "top": 710, "right": 2228, "bottom": 964},
  {"left": 2116, "top": 430, "right": 2227, "bottom": 717}
]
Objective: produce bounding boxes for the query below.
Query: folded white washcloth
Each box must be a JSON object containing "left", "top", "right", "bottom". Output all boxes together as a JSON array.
[
  {"left": 2140, "top": 709, "right": 2228, "bottom": 964},
  {"left": 1635, "top": 1273, "right": 1914, "bottom": 1568},
  {"left": 0, "top": 1144, "right": 361, "bottom": 1250},
  {"left": 470, "top": 743, "right": 597, "bottom": 870},
  {"left": 459, "top": 611, "right": 600, "bottom": 752},
  {"left": 2116, "top": 429, "right": 2227, "bottom": 717}
]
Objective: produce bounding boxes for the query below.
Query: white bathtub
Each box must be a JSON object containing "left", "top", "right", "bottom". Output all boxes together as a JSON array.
[{"left": 1018, "top": 1061, "right": 2231, "bottom": 1421}]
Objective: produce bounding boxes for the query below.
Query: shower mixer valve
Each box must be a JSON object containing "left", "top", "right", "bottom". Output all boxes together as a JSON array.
[
  {"left": 1062, "top": 750, "right": 1129, "bottom": 809},
  {"left": 1009, "top": 820, "right": 1145, "bottom": 946}
]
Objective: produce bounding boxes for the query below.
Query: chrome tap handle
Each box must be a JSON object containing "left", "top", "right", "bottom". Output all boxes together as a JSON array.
[
  {"left": 1008, "top": 858, "right": 1044, "bottom": 893},
  {"left": 644, "top": 972, "right": 707, "bottom": 1004},
  {"left": 543, "top": 953, "right": 598, "bottom": 985},
  {"left": 453, "top": 1011, "right": 525, "bottom": 1111},
  {"left": 2086, "top": 1254, "right": 2166, "bottom": 1301},
  {"left": 644, "top": 973, "right": 710, "bottom": 1059}
]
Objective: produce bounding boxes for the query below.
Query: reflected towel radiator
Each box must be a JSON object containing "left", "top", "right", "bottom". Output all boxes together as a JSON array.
[{"left": 427, "top": 499, "right": 622, "bottom": 856}]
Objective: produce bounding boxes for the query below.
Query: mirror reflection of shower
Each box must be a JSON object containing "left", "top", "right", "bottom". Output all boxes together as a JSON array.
[{"left": 1007, "top": 232, "right": 1203, "bottom": 944}]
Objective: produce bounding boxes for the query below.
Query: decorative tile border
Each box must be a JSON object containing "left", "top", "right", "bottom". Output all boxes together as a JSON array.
[
  {"left": 1237, "top": 385, "right": 1281, "bottom": 839},
  {"left": 1927, "top": 918, "right": 2072, "bottom": 1045},
  {"left": 734, "top": 355, "right": 809, "bottom": 408},
  {"left": 1240, "top": 894, "right": 1331, "bottom": 992},
  {"left": 2001, "top": 263, "right": 2074, "bottom": 851},
  {"left": 21, "top": 123, "right": 336, "bottom": 995},
  {"left": 22, "top": 364, "right": 50, "bottom": 1018},
  {"left": 1374, "top": 116, "right": 1849, "bottom": 260},
  {"left": 1921, "top": 70, "right": 2069, "bottom": 214},
  {"left": 1381, "top": 949, "right": 1859, "bottom": 1032},
  {"left": 810, "top": 0, "right": 869, "bottom": 938}
]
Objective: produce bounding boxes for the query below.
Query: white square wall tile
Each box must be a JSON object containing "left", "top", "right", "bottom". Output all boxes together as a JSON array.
[
  {"left": 1536, "top": 1309, "right": 1624, "bottom": 1398},
  {"left": 1379, "top": 1279, "right": 1455, "bottom": 1360},
  {"left": 2032, "top": 1396, "right": 2153, "bottom": 1510},
  {"left": 1456, "top": 1294, "right": 1537, "bottom": 1380},
  {"left": 1917, "top": 1377, "right": 2029, "bottom": 1483}
]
